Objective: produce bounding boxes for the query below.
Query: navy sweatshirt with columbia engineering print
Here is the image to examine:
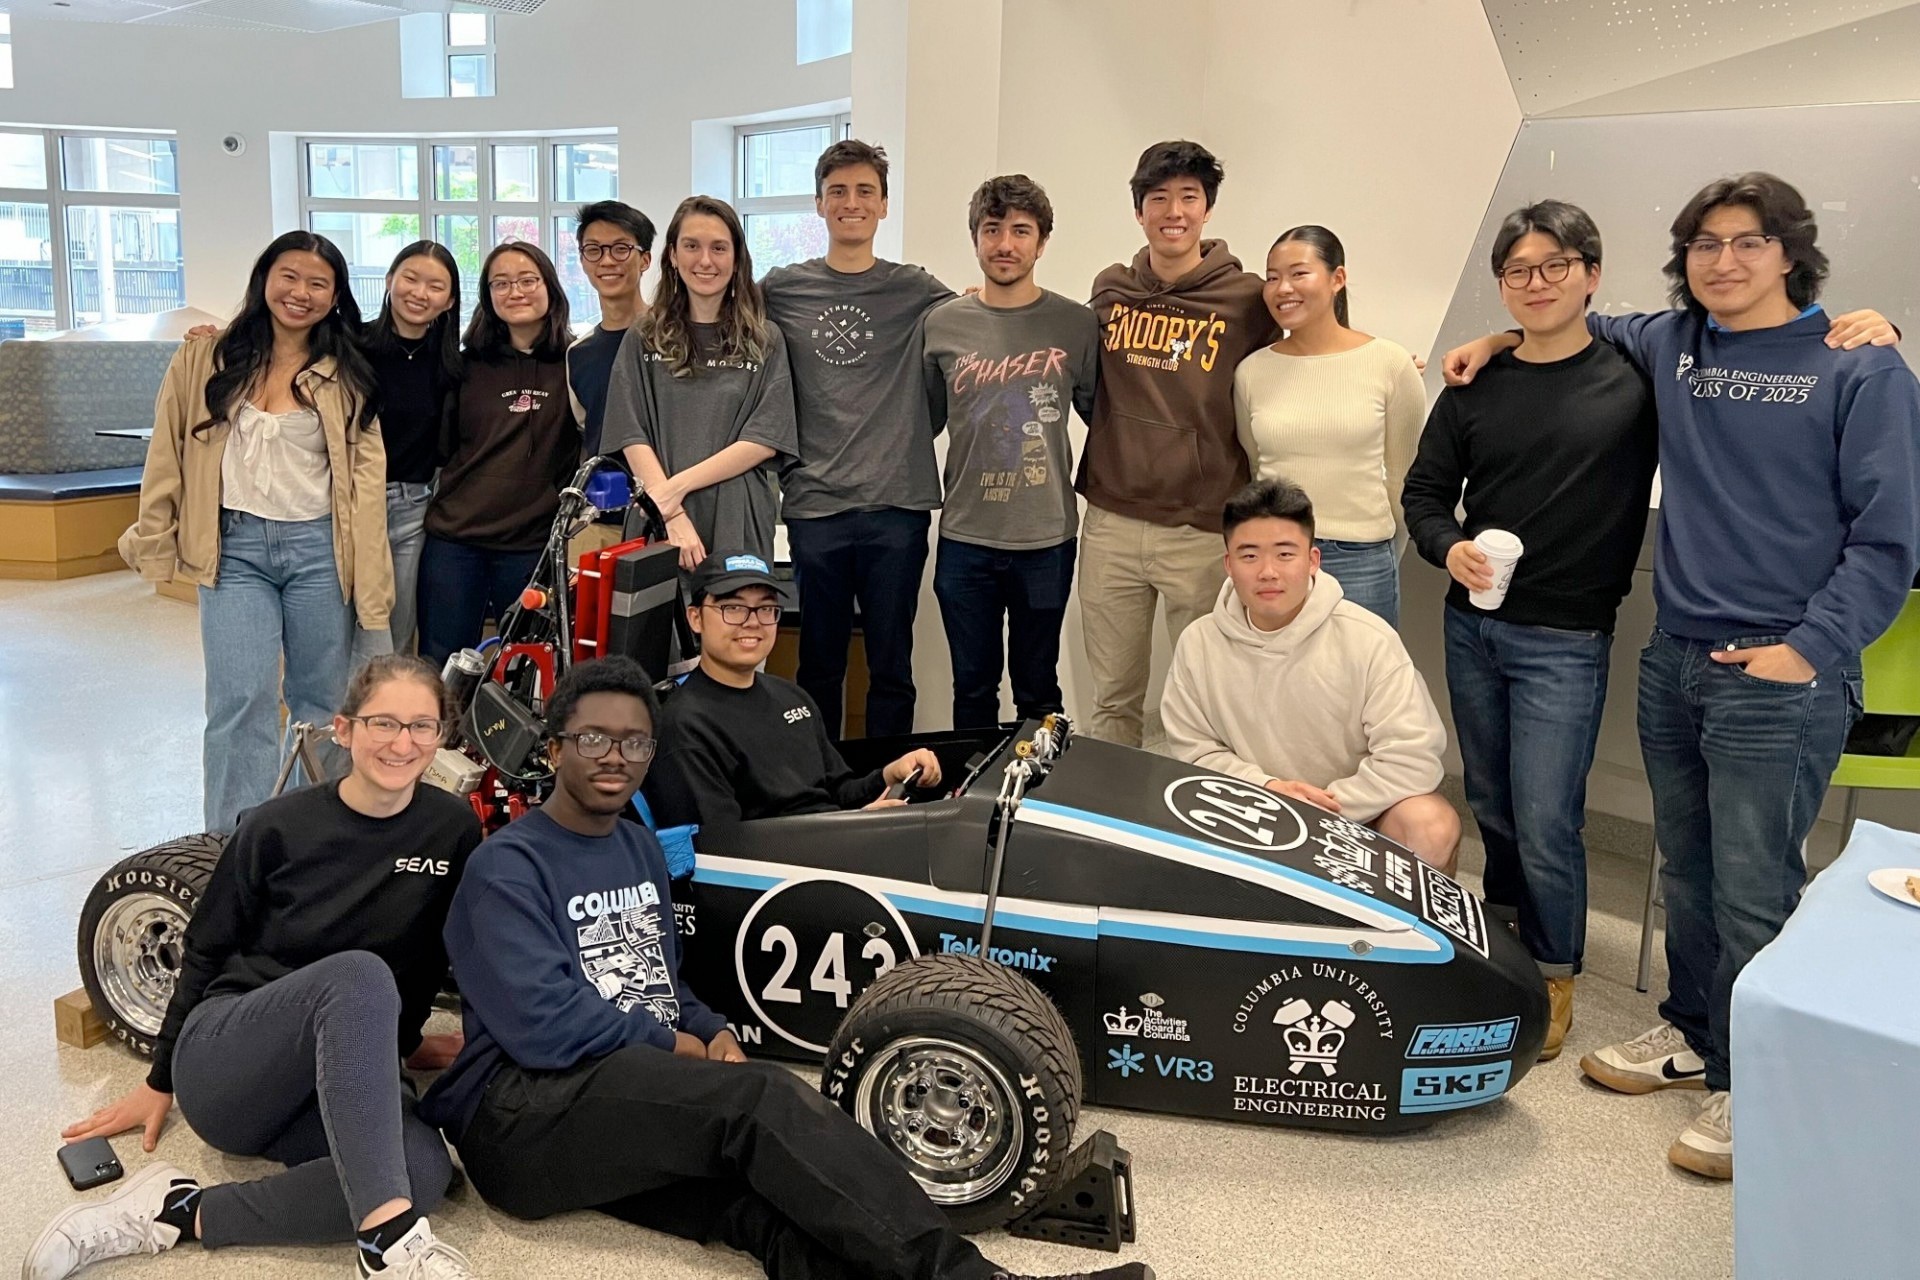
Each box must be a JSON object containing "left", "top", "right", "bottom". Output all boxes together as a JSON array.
[
  {"left": 1590, "top": 307, "right": 1920, "bottom": 671},
  {"left": 420, "top": 809, "right": 728, "bottom": 1138}
]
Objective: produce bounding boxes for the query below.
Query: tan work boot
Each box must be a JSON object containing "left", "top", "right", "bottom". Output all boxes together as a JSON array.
[{"left": 1538, "top": 976, "right": 1574, "bottom": 1061}]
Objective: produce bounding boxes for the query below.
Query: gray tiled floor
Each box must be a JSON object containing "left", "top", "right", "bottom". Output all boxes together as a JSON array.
[{"left": 0, "top": 574, "right": 1732, "bottom": 1279}]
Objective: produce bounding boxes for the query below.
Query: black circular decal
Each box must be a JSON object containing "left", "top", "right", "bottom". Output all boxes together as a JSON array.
[{"left": 735, "top": 878, "right": 920, "bottom": 1053}]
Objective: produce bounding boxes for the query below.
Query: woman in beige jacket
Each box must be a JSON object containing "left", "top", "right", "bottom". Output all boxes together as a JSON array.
[{"left": 121, "top": 231, "right": 391, "bottom": 832}]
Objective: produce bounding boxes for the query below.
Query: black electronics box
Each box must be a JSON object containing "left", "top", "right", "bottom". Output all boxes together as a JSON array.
[{"left": 605, "top": 542, "right": 682, "bottom": 676}]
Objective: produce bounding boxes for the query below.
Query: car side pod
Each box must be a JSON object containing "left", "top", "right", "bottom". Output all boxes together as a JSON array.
[{"left": 1007, "top": 1129, "right": 1137, "bottom": 1253}]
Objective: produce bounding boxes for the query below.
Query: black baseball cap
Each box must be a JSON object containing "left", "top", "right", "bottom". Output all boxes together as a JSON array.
[{"left": 689, "top": 551, "right": 780, "bottom": 603}]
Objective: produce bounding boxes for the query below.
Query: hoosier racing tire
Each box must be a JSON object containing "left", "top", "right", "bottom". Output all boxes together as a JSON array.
[
  {"left": 822, "top": 951, "right": 1081, "bottom": 1232},
  {"left": 78, "top": 833, "right": 225, "bottom": 1056}
]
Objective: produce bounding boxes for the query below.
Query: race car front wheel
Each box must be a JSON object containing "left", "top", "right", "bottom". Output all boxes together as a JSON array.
[
  {"left": 77, "top": 833, "right": 225, "bottom": 1056},
  {"left": 822, "top": 952, "right": 1081, "bottom": 1233}
]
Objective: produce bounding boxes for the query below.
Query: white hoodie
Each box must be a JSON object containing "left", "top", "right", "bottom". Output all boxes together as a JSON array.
[{"left": 1161, "top": 573, "right": 1446, "bottom": 823}]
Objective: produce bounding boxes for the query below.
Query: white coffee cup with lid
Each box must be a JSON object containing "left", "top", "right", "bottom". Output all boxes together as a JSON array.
[{"left": 1469, "top": 529, "right": 1524, "bottom": 610}]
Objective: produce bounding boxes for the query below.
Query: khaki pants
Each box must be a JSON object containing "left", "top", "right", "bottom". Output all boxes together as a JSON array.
[
  {"left": 1077, "top": 504, "right": 1224, "bottom": 746},
  {"left": 567, "top": 520, "right": 628, "bottom": 565}
]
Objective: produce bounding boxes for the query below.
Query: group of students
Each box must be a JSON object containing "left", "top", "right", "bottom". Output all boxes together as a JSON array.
[{"left": 75, "top": 125, "right": 1920, "bottom": 1277}]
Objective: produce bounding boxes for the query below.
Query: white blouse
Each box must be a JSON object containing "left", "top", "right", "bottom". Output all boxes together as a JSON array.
[{"left": 220, "top": 400, "right": 332, "bottom": 523}]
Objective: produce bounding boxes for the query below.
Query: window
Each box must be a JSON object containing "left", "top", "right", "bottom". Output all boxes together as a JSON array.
[
  {"left": 734, "top": 114, "right": 850, "bottom": 275},
  {"left": 399, "top": 10, "right": 495, "bottom": 99},
  {"left": 795, "top": 0, "right": 852, "bottom": 64},
  {"left": 0, "top": 129, "right": 183, "bottom": 338},
  {"left": 300, "top": 135, "right": 617, "bottom": 326},
  {"left": 447, "top": 12, "right": 496, "bottom": 98},
  {"left": 0, "top": 15, "right": 14, "bottom": 91}
]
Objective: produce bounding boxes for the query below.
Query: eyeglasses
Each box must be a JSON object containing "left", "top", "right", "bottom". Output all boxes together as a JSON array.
[
  {"left": 553, "top": 731, "right": 657, "bottom": 763},
  {"left": 704, "top": 602, "right": 783, "bottom": 626},
  {"left": 580, "top": 242, "right": 640, "bottom": 263},
  {"left": 1684, "top": 234, "right": 1777, "bottom": 263},
  {"left": 488, "top": 274, "right": 546, "bottom": 296},
  {"left": 1497, "top": 256, "right": 1583, "bottom": 289},
  {"left": 345, "top": 715, "right": 446, "bottom": 746}
]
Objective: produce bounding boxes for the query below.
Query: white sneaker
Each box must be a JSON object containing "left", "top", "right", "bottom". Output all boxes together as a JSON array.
[
  {"left": 358, "top": 1218, "right": 478, "bottom": 1279},
  {"left": 1669, "top": 1090, "right": 1733, "bottom": 1180},
  {"left": 21, "top": 1162, "right": 193, "bottom": 1280},
  {"left": 1578, "top": 1022, "right": 1707, "bottom": 1094}
]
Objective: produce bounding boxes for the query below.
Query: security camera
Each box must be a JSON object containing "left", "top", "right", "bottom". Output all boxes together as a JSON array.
[{"left": 221, "top": 134, "right": 247, "bottom": 157}]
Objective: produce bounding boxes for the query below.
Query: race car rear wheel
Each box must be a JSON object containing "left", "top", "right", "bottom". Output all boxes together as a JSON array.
[
  {"left": 77, "top": 834, "right": 225, "bottom": 1056},
  {"left": 822, "top": 952, "right": 1081, "bottom": 1232}
]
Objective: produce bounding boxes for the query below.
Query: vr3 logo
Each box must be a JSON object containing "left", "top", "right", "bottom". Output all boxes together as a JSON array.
[
  {"left": 1105, "top": 1043, "right": 1215, "bottom": 1083},
  {"left": 1406, "top": 1017, "right": 1519, "bottom": 1060},
  {"left": 1400, "top": 1063, "right": 1512, "bottom": 1114}
]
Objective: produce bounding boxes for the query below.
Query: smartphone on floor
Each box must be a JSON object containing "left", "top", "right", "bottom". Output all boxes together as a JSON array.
[{"left": 58, "top": 1137, "right": 123, "bottom": 1191}]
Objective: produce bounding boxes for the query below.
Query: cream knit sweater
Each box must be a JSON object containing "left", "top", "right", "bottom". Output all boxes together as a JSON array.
[
  {"left": 1232, "top": 337, "right": 1426, "bottom": 542},
  {"left": 1161, "top": 574, "right": 1446, "bottom": 823}
]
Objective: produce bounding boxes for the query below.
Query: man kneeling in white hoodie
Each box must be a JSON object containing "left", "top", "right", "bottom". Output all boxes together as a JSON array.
[{"left": 1162, "top": 478, "right": 1461, "bottom": 872}]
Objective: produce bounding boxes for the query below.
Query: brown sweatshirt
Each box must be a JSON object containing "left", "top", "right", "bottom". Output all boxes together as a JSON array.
[
  {"left": 426, "top": 349, "right": 581, "bottom": 552},
  {"left": 1076, "top": 240, "right": 1278, "bottom": 532}
]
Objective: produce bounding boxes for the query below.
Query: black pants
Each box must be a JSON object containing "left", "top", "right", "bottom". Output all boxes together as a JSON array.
[
  {"left": 455, "top": 1047, "right": 998, "bottom": 1280},
  {"left": 787, "top": 508, "right": 931, "bottom": 738}
]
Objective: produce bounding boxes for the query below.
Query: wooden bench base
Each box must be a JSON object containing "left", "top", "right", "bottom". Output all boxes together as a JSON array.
[{"left": 0, "top": 491, "right": 138, "bottom": 579}]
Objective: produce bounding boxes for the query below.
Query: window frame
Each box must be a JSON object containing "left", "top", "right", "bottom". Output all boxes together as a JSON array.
[
  {"left": 445, "top": 11, "right": 497, "bottom": 98},
  {"left": 0, "top": 127, "right": 183, "bottom": 334},
  {"left": 733, "top": 113, "right": 852, "bottom": 270}
]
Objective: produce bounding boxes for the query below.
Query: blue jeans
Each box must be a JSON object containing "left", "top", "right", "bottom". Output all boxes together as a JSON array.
[
  {"left": 1444, "top": 604, "right": 1611, "bottom": 976},
  {"left": 200, "top": 511, "right": 353, "bottom": 833},
  {"left": 416, "top": 535, "right": 543, "bottom": 666},
  {"left": 933, "top": 537, "right": 1076, "bottom": 729},
  {"left": 384, "top": 480, "right": 432, "bottom": 654},
  {"left": 1316, "top": 538, "right": 1399, "bottom": 628},
  {"left": 787, "top": 508, "right": 931, "bottom": 738},
  {"left": 1638, "top": 628, "right": 1861, "bottom": 1092}
]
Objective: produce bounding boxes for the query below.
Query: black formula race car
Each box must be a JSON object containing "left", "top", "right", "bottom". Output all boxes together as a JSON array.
[{"left": 676, "top": 715, "right": 1549, "bottom": 1227}]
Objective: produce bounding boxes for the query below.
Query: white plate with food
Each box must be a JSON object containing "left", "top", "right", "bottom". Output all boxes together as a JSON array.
[{"left": 1866, "top": 867, "right": 1920, "bottom": 910}]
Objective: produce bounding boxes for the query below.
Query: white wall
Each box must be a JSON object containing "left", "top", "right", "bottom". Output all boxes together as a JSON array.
[{"left": 0, "top": 3, "right": 850, "bottom": 317}]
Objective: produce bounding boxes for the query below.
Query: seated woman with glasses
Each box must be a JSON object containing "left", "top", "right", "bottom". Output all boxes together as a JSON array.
[
  {"left": 603, "top": 196, "right": 798, "bottom": 572},
  {"left": 419, "top": 240, "right": 581, "bottom": 664},
  {"left": 32, "top": 655, "right": 484, "bottom": 1280},
  {"left": 645, "top": 551, "right": 941, "bottom": 827}
]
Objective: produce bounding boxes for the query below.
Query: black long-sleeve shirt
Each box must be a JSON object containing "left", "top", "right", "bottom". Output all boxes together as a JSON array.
[
  {"left": 146, "top": 782, "right": 482, "bottom": 1093},
  {"left": 645, "top": 668, "right": 885, "bottom": 827},
  {"left": 367, "top": 338, "right": 456, "bottom": 485},
  {"left": 1402, "top": 341, "right": 1658, "bottom": 633}
]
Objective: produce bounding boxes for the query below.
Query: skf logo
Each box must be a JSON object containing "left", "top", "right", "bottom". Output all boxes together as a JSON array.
[
  {"left": 1400, "top": 1062, "right": 1512, "bottom": 1113},
  {"left": 783, "top": 706, "right": 811, "bottom": 724},
  {"left": 393, "top": 857, "right": 450, "bottom": 876}
]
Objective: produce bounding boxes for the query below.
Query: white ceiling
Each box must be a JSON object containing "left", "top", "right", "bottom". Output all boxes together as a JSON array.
[{"left": 6, "top": 0, "right": 545, "bottom": 32}]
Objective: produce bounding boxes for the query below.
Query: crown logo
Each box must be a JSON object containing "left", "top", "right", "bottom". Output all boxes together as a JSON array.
[
  {"left": 1104, "top": 1006, "right": 1144, "bottom": 1036},
  {"left": 1274, "top": 998, "right": 1358, "bottom": 1077}
]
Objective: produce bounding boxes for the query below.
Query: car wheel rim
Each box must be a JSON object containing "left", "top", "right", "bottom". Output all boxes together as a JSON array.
[
  {"left": 854, "top": 1035, "right": 1023, "bottom": 1206},
  {"left": 92, "top": 894, "right": 189, "bottom": 1036}
]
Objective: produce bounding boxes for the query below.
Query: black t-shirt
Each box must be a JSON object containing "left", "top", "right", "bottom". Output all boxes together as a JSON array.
[
  {"left": 368, "top": 338, "right": 454, "bottom": 485},
  {"left": 568, "top": 324, "right": 630, "bottom": 459},
  {"left": 146, "top": 781, "right": 482, "bottom": 1093},
  {"left": 1402, "top": 340, "right": 1659, "bottom": 633},
  {"left": 646, "top": 668, "right": 886, "bottom": 827}
]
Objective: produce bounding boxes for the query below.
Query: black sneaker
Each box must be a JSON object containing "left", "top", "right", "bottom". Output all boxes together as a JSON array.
[{"left": 993, "top": 1264, "right": 1154, "bottom": 1280}]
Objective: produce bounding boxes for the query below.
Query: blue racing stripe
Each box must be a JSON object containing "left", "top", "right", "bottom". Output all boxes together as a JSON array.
[
  {"left": 692, "top": 865, "right": 1098, "bottom": 940},
  {"left": 1101, "top": 919, "right": 1451, "bottom": 964}
]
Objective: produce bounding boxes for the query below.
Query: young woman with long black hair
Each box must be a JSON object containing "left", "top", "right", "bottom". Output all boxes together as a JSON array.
[
  {"left": 417, "top": 240, "right": 580, "bottom": 663},
  {"left": 363, "top": 241, "right": 463, "bottom": 654},
  {"left": 1232, "top": 225, "right": 1425, "bottom": 627},
  {"left": 603, "top": 195, "right": 796, "bottom": 570},
  {"left": 31, "top": 656, "right": 482, "bottom": 1280},
  {"left": 120, "top": 231, "right": 393, "bottom": 833}
]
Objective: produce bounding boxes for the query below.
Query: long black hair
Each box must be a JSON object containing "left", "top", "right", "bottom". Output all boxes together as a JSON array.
[
  {"left": 1271, "top": 224, "right": 1350, "bottom": 327},
  {"left": 195, "top": 230, "right": 375, "bottom": 438},
  {"left": 462, "top": 240, "right": 571, "bottom": 362},
  {"left": 366, "top": 240, "right": 464, "bottom": 386}
]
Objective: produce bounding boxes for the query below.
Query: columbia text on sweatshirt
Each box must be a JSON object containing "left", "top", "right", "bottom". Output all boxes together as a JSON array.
[
  {"left": 644, "top": 668, "right": 886, "bottom": 828},
  {"left": 420, "top": 809, "right": 729, "bottom": 1138},
  {"left": 1591, "top": 307, "right": 1920, "bottom": 671},
  {"left": 1160, "top": 575, "right": 1447, "bottom": 824},
  {"left": 1078, "top": 241, "right": 1279, "bottom": 533},
  {"left": 147, "top": 782, "right": 481, "bottom": 1093},
  {"left": 426, "top": 350, "right": 582, "bottom": 552}
]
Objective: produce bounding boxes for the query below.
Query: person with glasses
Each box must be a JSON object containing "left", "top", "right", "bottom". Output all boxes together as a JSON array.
[
  {"left": 604, "top": 196, "right": 798, "bottom": 571},
  {"left": 1444, "top": 173, "right": 1918, "bottom": 1180},
  {"left": 30, "top": 656, "right": 483, "bottom": 1280},
  {"left": 421, "top": 656, "right": 1151, "bottom": 1280},
  {"left": 646, "top": 552, "right": 941, "bottom": 828},
  {"left": 1401, "top": 201, "right": 1658, "bottom": 1066},
  {"left": 419, "top": 241, "right": 581, "bottom": 664},
  {"left": 565, "top": 201, "right": 655, "bottom": 556}
]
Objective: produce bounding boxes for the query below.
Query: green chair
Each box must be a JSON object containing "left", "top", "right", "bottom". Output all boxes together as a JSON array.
[{"left": 1636, "top": 590, "right": 1920, "bottom": 993}]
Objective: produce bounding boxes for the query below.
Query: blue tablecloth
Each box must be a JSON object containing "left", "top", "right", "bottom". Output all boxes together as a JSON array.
[{"left": 1732, "top": 820, "right": 1920, "bottom": 1278}]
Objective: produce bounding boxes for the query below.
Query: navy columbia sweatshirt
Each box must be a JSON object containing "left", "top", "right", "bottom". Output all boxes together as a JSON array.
[
  {"left": 1590, "top": 307, "right": 1920, "bottom": 671},
  {"left": 419, "top": 809, "right": 729, "bottom": 1138}
]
